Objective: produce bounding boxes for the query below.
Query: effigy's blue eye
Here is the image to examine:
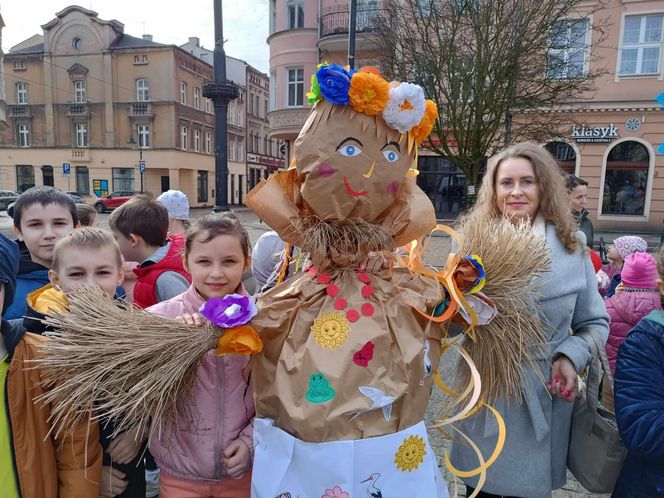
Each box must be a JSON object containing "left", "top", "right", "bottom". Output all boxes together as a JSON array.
[
  {"left": 339, "top": 144, "right": 362, "bottom": 157},
  {"left": 383, "top": 150, "right": 399, "bottom": 162}
]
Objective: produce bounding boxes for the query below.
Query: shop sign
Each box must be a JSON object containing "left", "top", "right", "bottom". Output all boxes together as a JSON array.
[
  {"left": 570, "top": 124, "right": 618, "bottom": 143},
  {"left": 247, "top": 153, "right": 286, "bottom": 169}
]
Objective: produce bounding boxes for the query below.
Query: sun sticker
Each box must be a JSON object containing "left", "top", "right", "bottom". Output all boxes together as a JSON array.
[
  {"left": 394, "top": 435, "right": 427, "bottom": 472},
  {"left": 311, "top": 311, "right": 351, "bottom": 349}
]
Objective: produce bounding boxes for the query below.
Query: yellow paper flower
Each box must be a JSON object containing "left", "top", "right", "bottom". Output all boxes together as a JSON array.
[
  {"left": 394, "top": 435, "right": 427, "bottom": 472},
  {"left": 216, "top": 325, "right": 264, "bottom": 356},
  {"left": 349, "top": 72, "right": 390, "bottom": 116},
  {"left": 410, "top": 99, "right": 438, "bottom": 145},
  {"left": 311, "top": 311, "right": 351, "bottom": 349}
]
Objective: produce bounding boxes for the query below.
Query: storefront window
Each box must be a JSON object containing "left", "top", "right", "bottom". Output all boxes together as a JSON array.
[
  {"left": 601, "top": 140, "right": 649, "bottom": 216},
  {"left": 545, "top": 141, "right": 576, "bottom": 174},
  {"left": 416, "top": 156, "right": 467, "bottom": 219}
]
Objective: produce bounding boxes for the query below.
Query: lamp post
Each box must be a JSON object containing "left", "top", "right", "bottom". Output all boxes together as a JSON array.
[
  {"left": 127, "top": 130, "right": 144, "bottom": 193},
  {"left": 203, "top": 0, "right": 238, "bottom": 212}
]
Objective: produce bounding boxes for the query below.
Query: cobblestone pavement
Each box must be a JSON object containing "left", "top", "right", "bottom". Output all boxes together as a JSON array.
[{"left": 0, "top": 208, "right": 610, "bottom": 497}]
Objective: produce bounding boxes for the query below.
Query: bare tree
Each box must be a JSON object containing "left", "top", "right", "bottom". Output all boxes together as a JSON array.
[{"left": 377, "top": 0, "right": 608, "bottom": 186}]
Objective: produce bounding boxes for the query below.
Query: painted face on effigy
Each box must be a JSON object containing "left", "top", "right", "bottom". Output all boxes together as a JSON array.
[{"left": 294, "top": 101, "right": 414, "bottom": 222}]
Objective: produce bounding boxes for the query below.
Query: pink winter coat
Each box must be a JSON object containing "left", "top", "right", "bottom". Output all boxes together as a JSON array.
[
  {"left": 605, "top": 289, "right": 662, "bottom": 374},
  {"left": 146, "top": 285, "right": 254, "bottom": 482}
]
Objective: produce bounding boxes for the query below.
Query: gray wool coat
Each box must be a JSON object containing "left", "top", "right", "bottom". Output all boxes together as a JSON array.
[{"left": 450, "top": 224, "right": 610, "bottom": 498}]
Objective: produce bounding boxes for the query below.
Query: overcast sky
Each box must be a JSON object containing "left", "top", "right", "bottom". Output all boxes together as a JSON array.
[{"left": 1, "top": 1, "right": 269, "bottom": 72}]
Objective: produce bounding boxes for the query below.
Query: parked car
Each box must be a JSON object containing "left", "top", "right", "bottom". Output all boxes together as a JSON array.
[
  {"left": 94, "top": 191, "right": 136, "bottom": 213},
  {"left": 66, "top": 192, "right": 98, "bottom": 206},
  {"left": 0, "top": 190, "right": 19, "bottom": 211}
]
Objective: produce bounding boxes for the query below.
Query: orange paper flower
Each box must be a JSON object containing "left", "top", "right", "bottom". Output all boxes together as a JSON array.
[
  {"left": 410, "top": 99, "right": 438, "bottom": 144},
  {"left": 215, "top": 325, "right": 263, "bottom": 356},
  {"left": 348, "top": 72, "right": 390, "bottom": 116}
]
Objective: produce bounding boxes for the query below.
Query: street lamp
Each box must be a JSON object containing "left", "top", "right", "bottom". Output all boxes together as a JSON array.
[{"left": 128, "top": 129, "right": 145, "bottom": 193}]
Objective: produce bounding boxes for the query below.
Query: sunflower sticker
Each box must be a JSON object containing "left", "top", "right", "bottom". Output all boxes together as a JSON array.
[
  {"left": 311, "top": 311, "right": 351, "bottom": 349},
  {"left": 394, "top": 435, "right": 427, "bottom": 472}
]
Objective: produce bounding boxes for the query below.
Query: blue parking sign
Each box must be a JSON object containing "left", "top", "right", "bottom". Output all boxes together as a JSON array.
[
  {"left": 63, "top": 162, "right": 71, "bottom": 175},
  {"left": 139, "top": 161, "right": 146, "bottom": 174}
]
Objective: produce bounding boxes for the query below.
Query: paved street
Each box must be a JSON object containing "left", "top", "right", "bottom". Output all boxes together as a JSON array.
[{"left": 1, "top": 207, "right": 607, "bottom": 497}]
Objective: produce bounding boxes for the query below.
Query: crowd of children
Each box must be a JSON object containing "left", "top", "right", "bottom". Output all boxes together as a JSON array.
[{"left": 2, "top": 183, "right": 664, "bottom": 497}]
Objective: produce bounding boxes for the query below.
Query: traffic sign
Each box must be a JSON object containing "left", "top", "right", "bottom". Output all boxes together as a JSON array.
[
  {"left": 63, "top": 162, "right": 71, "bottom": 175},
  {"left": 139, "top": 161, "right": 146, "bottom": 174},
  {"left": 656, "top": 91, "right": 664, "bottom": 154}
]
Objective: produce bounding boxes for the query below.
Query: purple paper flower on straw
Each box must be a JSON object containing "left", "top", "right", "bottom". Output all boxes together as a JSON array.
[{"left": 199, "top": 294, "right": 257, "bottom": 328}]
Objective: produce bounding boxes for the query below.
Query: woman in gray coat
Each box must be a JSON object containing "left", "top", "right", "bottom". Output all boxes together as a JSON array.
[{"left": 450, "top": 143, "right": 609, "bottom": 498}]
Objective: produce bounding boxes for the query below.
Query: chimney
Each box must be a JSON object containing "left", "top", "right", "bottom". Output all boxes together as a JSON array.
[
  {"left": 142, "top": 34, "right": 153, "bottom": 41},
  {"left": 189, "top": 36, "right": 200, "bottom": 47}
]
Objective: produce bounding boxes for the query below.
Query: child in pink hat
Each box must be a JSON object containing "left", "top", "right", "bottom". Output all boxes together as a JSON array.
[
  {"left": 603, "top": 235, "right": 648, "bottom": 297},
  {"left": 603, "top": 251, "right": 661, "bottom": 410}
]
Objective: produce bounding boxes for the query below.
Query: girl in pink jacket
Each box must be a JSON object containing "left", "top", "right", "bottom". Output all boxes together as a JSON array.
[{"left": 147, "top": 213, "right": 254, "bottom": 498}]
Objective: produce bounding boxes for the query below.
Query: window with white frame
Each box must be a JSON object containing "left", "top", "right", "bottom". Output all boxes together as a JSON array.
[
  {"left": 16, "top": 82, "right": 27, "bottom": 104},
  {"left": 18, "top": 124, "right": 29, "bottom": 147},
  {"left": 270, "top": 71, "right": 277, "bottom": 111},
  {"left": 287, "top": 67, "right": 304, "bottom": 107},
  {"left": 620, "top": 15, "right": 664, "bottom": 76},
  {"left": 287, "top": 0, "right": 304, "bottom": 29},
  {"left": 205, "top": 98, "right": 212, "bottom": 113},
  {"left": 74, "top": 80, "right": 86, "bottom": 103},
  {"left": 194, "top": 129, "right": 201, "bottom": 152},
  {"left": 238, "top": 138, "right": 244, "bottom": 159},
  {"left": 75, "top": 123, "right": 88, "bottom": 148},
  {"left": 180, "top": 81, "right": 188, "bottom": 105},
  {"left": 136, "top": 79, "right": 150, "bottom": 101},
  {"left": 547, "top": 19, "right": 589, "bottom": 79},
  {"left": 206, "top": 132, "right": 212, "bottom": 154},
  {"left": 194, "top": 87, "right": 201, "bottom": 109},
  {"left": 137, "top": 124, "right": 151, "bottom": 148},
  {"left": 181, "top": 126, "right": 189, "bottom": 150}
]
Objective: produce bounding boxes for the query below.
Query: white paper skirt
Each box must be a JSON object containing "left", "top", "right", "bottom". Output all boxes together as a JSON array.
[{"left": 251, "top": 418, "right": 450, "bottom": 498}]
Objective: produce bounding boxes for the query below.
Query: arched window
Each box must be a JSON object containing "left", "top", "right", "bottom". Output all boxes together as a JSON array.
[
  {"left": 545, "top": 141, "right": 576, "bottom": 174},
  {"left": 601, "top": 140, "right": 650, "bottom": 216}
]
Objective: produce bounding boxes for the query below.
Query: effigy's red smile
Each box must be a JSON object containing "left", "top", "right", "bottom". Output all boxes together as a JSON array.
[{"left": 343, "top": 177, "right": 368, "bottom": 196}]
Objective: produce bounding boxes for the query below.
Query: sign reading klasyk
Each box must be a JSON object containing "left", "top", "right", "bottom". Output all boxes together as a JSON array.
[{"left": 570, "top": 124, "right": 618, "bottom": 143}]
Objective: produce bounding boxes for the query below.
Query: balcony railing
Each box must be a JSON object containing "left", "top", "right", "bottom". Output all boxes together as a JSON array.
[
  {"left": 67, "top": 103, "right": 89, "bottom": 116},
  {"left": 320, "top": 7, "right": 386, "bottom": 38},
  {"left": 8, "top": 105, "right": 31, "bottom": 118},
  {"left": 71, "top": 148, "right": 90, "bottom": 162},
  {"left": 129, "top": 102, "right": 155, "bottom": 117}
]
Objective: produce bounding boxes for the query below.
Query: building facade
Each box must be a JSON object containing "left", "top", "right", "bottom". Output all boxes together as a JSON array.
[
  {"left": 0, "top": 5, "right": 276, "bottom": 207},
  {"left": 267, "top": 0, "right": 664, "bottom": 232},
  {"left": 0, "top": 6, "right": 7, "bottom": 131}
]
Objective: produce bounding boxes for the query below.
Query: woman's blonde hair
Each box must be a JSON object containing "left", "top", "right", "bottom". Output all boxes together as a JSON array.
[{"left": 469, "top": 142, "right": 579, "bottom": 253}]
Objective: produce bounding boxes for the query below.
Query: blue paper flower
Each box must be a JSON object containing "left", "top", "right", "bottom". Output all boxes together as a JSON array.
[
  {"left": 199, "top": 294, "right": 257, "bottom": 328},
  {"left": 316, "top": 64, "right": 351, "bottom": 105}
]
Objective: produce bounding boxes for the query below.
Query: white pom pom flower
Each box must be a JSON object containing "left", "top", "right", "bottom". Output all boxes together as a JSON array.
[{"left": 382, "top": 83, "right": 426, "bottom": 133}]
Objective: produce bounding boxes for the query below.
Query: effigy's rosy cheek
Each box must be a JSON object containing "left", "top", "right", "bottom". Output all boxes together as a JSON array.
[
  {"left": 387, "top": 182, "right": 400, "bottom": 195},
  {"left": 318, "top": 164, "right": 336, "bottom": 178}
]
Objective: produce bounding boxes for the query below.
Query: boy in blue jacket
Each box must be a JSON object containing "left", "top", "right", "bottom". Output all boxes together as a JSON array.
[
  {"left": 4, "top": 186, "right": 78, "bottom": 320},
  {"left": 613, "top": 245, "right": 664, "bottom": 497}
]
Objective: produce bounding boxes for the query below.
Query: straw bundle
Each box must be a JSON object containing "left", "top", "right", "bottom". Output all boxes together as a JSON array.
[
  {"left": 33, "top": 288, "right": 218, "bottom": 440},
  {"left": 452, "top": 213, "right": 550, "bottom": 403}
]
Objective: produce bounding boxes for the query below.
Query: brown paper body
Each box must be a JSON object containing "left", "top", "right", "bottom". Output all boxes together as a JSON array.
[
  {"left": 245, "top": 101, "right": 442, "bottom": 442},
  {"left": 251, "top": 268, "right": 443, "bottom": 442}
]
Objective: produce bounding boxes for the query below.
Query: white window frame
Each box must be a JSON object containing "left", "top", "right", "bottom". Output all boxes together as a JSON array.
[
  {"left": 181, "top": 126, "right": 189, "bottom": 150},
  {"left": 75, "top": 123, "right": 89, "bottom": 148},
  {"left": 180, "top": 81, "right": 188, "bottom": 105},
  {"left": 547, "top": 19, "right": 590, "bottom": 80},
  {"left": 286, "top": 67, "right": 304, "bottom": 107},
  {"left": 16, "top": 82, "right": 27, "bottom": 104},
  {"left": 194, "top": 87, "right": 201, "bottom": 109},
  {"left": 206, "top": 132, "right": 212, "bottom": 154},
  {"left": 287, "top": 0, "right": 304, "bottom": 29},
  {"left": 74, "top": 80, "right": 86, "bottom": 103},
  {"left": 618, "top": 13, "right": 664, "bottom": 76},
  {"left": 205, "top": 98, "right": 212, "bottom": 113},
  {"left": 137, "top": 124, "right": 151, "bottom": 149},
  {"left": 597, "top": 137, "right": 656, "bottom": 222},
  {"left": 136, "top": 79, "right": 150, "bottom": 102},
  {"left": 18, "top": 124, "right": 29, "bottom": 147},
  {"left": 194, "top": 129, "right": 201, "bottom": 152}
]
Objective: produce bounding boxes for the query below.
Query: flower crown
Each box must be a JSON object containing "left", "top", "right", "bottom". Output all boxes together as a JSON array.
[{"left": 306, "top": 63, "right": 438, "bottom": 145}]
